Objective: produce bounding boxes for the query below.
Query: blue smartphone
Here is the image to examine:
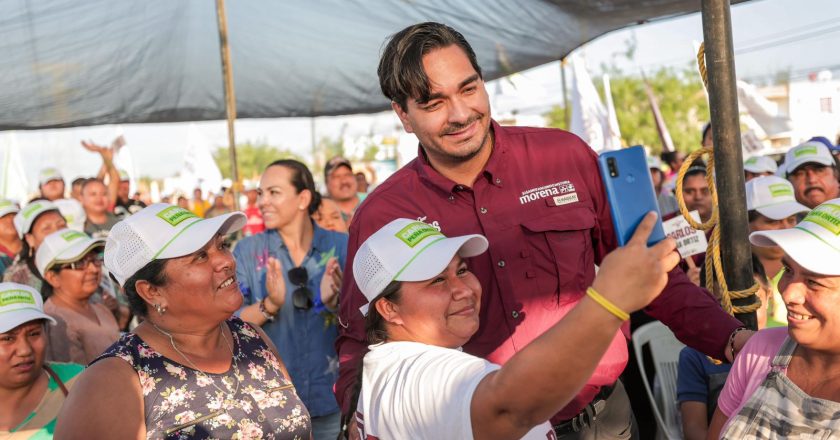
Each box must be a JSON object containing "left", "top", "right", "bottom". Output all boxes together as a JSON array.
[{"left": 598, "top": 146, "right": 666, "bottom": 246}]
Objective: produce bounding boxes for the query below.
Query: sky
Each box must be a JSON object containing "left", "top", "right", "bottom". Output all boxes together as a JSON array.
[{"left": 5, "top": 0, "right": 840, "bottom": 190}]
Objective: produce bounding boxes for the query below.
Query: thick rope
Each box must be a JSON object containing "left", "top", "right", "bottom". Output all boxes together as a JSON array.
[{"left": 674, "top": 149, "right": 760, "bottom": 315}]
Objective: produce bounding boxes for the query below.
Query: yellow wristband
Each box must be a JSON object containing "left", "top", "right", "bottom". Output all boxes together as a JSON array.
[{"left": 586, "top": 287, "right": 630, "bottom": 322}]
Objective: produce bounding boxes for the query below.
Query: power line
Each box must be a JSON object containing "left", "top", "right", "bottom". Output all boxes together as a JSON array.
[{"left": 736, "top": 23, "right": 840, "bottom": 54}]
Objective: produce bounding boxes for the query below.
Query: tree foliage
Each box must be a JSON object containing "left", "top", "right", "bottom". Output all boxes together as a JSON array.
[
  {"left": 213, "top": 141, "right": 303, "bottom": 180},
  {"left": 546, "top": 60, "right": 711, "bottom": 155}
]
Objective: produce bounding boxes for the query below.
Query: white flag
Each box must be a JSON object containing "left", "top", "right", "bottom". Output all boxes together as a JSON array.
[
  {"left": 736, "top": 80, "right": 794, "bottom": 138},
  {"left": 602, "top": 74, "right": 623, "bottom": 151},
  {"left": 1, "top": 132, "right": 31, "bottom": 202},
  {"left": 180, "top": 123, "right": 223, "bottom": 196},
  {"left": 569, "top": 54, "right": 613, "bottom": 152}
]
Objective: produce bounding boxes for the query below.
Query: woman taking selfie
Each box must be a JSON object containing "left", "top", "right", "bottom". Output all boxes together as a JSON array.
[
  {"left": 55, "top": 204, "right": 311, "bottom": 439},
  {"left": 352, "top": 215, "right": 679, "bottom": 439}
]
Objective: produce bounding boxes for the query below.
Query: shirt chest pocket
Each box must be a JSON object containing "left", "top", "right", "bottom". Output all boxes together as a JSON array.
[{"left": 519, "top": 206, "right": 596, "bottom": 301}]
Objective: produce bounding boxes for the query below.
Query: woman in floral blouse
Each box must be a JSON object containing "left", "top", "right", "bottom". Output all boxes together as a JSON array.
[{"left": 55, "top": 204, "right": 311, "bottom": 439}]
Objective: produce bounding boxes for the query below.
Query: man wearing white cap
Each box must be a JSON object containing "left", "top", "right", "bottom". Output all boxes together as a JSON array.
[
  {"left": 743, "top": 156, "right": 778, "bottom": 181},
  {"left": 783, "top": 141, "right": 840, "bottom": 209},
  {"left": 745, "top": 176, "right": 811, "bottom": 325},
  {"left": 37, "top": 167, "right": 66, "bottom": 201},
  {"left": 709, "top": 198, "right": 840, "bottom": 437},
  {"left": 0, "top": 200, "right": 21, "bottom": 278}
]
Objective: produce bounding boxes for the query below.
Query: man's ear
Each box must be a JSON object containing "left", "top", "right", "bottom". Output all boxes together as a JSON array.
[
  {"left": 391, "top": 101, "right": 414, "bottom": 134},
  {"left": 374, "top": 297, "right": 403, "bottom": 326}
]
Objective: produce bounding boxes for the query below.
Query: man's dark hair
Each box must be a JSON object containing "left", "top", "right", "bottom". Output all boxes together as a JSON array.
[
  {"left": 80, "top": 178, "right": 105, "bottom": 194},
  {"left": 71, "top": 177, "right": 88, "bottom": 188},
  {"left": 266, "top": 159, "right": 319, "bottom": 215},
  {"left": 378, "top": 22, "right": 482, "bottom": 111}
]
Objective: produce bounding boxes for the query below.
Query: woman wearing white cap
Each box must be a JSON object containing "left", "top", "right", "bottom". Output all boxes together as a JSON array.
[
  {"left": 0, "top": 200, "right": 22, "bottom": 279},
  {"left": 745, "top": 176, "right": 811, "bottom": 326},
  {"left": 55, "top": 204, "right": 312, "bottom": 439},
  {"left": 3, "top": 201, "right": 67, "bottom": 293},
  {"left": 0, "top": 282, "right": 84, "bottom": 438},
  {"left": 351, "top": 214, "right": 679, "bottom": 439},
  {"left": 35, "top": 228, "right": 119, "bottom": 364},
  {"left": 708, "top": 199, "right": 840, "bottom": 438}
]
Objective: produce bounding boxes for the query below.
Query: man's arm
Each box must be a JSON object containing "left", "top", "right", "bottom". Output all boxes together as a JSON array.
[
  {"left": 335, "top": 216, "right": 372, "bottom": 415},
  {"left": 581, "top": 146, "right": 741, "bottom": 360}
]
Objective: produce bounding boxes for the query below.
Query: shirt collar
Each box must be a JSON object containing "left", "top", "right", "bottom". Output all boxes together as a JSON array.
[
  {"left": 266, "top": 221, "right": 331, "bottom": 254},
  {"left": 413, "top": 119, "right": 508, "bottom": 194}
]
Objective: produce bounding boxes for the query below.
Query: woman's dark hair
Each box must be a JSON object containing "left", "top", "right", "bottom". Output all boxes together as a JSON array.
[
  {"left": 364, "top": 280, "right": 403, "bottom": 345},
  {"left": 378, "top": 22, "right": 482, "bottom": 111},
  {"left": 114, "top": 258, "right": 169, "bottom": 317},
  {"left": 747, "top": 209, "right": 761, "bottom": 224},
  {"left": 266, "top": 159, "right": 319, "bottom": 215},
  {"left": 21, "top": 208, "right": 63, "bottom": 296}
]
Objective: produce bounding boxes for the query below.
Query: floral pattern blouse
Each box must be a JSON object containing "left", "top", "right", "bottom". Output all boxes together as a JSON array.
[{"left": 93, "top": 317, "right": 311, "bottom": 439}]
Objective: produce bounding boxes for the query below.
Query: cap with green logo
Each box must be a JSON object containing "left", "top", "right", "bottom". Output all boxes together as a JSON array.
[
  {"left": 352, "top": 218, "right": 489, "bottom": 316},
  {"left": 0, "top": 199, "right": 19, "bottom": 219},
  {"left": 745, "top": 176, "right": 810, "bottom": 220},
  {"left": 13, "top": 200, "right": 60, "bottom": 238},
  {"left": 35, "top": 228, "right": 105, "bottom": 277},
  {"left": 0, "top": 282, "right": 56, "bottom": 333},
  {"left": 38, "top": 167, "right": 64, "bottom": 186},
  {"left": 784, "top": 141, "right": 835, "bottom": 177},
  {"left": 104, "top": 203, "right": 246, "bottom": 286},
  {"left": 743, "top": 155, "right": 778, "bottom": 175},
  {"left": 751, "top": 198, "right": 840, "bottom": 276}
]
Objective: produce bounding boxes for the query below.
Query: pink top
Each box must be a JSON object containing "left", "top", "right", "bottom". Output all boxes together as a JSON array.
[
  {"left": 716, "top": 327, "right": 789, "bottom": 429},
  {"left": 44, "top": 299, "right": 120, "bottom": 365}
]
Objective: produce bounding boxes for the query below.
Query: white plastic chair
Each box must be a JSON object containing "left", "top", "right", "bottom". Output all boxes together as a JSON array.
[{"left": 632, "top": 321, "right": 686, "bottom": 440}]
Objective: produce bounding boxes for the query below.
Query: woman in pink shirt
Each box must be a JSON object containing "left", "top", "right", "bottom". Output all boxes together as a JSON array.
[{"left": 708, "top": 198, "right": 840, "bottom": 438}]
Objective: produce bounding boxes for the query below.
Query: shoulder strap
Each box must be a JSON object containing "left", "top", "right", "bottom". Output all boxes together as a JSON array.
[
  {"left": 771, "top": 335, "right": 797, "bottom": 368},
  {"left": 42, "top": 364, "right": 69, "bottom": 397}
]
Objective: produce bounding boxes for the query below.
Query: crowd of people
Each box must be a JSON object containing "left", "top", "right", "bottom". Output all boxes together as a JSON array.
[{"left": 2, "top": 21, "right": 840, "bottom": 440}]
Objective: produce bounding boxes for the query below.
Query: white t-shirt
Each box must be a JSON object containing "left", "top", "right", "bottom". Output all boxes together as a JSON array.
[{"left": 356, "top": 341, "right": 554, "bottom": 439}]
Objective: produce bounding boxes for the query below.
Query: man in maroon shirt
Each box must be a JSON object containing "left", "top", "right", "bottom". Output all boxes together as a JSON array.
[{"left": 336, "top": 22, "right": 751, "bottom": 438}]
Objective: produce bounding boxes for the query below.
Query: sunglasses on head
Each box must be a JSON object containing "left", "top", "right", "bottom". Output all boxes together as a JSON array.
[
  {"left": 56, "top": 252, "right": 104, "bottom": 271},
  {"left": 288, "top": 267, "right": 313, "bottom": 310}
]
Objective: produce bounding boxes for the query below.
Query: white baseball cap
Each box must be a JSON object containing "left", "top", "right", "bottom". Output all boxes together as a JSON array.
[
  {"left": 53, "top": 198, "right": 87, "bottom": 232},
  {"left": 35, "top": 228, "right": 105, "bottom": 277},
  {"left": 745, "top": 176, "right": 810, "bottom": 220},
  {"left": 784, "top": 141, "right": 835, "bottom": 177},
  {"left": 743, "top": 156, "right": 778, "bottom": 174},
  {"left": 353, "top": 218, "right": 489, "bottom": 315},
  {"left": 38, "top": 167, "right": 64, "bottom": 186},
  {"left": 750, "top": 198, "right": 840, "bottom": 276},
  {"left": 0, "top": 282, "right": 56, "bottom": 333},
  {"left": 104, "top": 203, "right": 246, "bottom": 286},
  {"left": 13, "top": 200, "right": 60, "bottom": 238},
  {"left": 0, "top": 199, "right": 19, "bottom": 218}
]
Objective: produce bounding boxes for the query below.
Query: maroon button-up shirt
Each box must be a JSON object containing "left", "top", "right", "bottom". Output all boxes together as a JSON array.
[{"left": 336, "top": 121, "right": 741, "bottom": 422}]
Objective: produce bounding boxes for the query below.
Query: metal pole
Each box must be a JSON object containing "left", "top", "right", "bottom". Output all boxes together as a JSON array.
[
  {"left": 701, "top": 0, "right": 757, "bottom": 329},
  {"left": 216, "top": 0, "right": 240, "bottom": 210},
  {"left": 560, "top": 58, "right": 569, "bottom": 129}
]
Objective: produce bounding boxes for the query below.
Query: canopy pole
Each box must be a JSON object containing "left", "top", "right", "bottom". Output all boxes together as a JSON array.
[
  {"left": 701, "top": 0, "right": 757, "bottom": 329},
  {"left": 559, "top": 58, "right": 569, "bottom": 129},
  {"left": 216, "top": 0, "right": 240, "bottom": 210}
]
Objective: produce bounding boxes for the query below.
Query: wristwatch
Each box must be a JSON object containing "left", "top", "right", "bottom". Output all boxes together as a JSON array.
[{"left": 259, "top": 298, "right": 277, "bottom": 322}]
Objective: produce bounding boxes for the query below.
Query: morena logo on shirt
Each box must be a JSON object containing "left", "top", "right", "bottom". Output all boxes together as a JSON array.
[{"left": 518, "top": 180, "right": 576, "bottom": 205}]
